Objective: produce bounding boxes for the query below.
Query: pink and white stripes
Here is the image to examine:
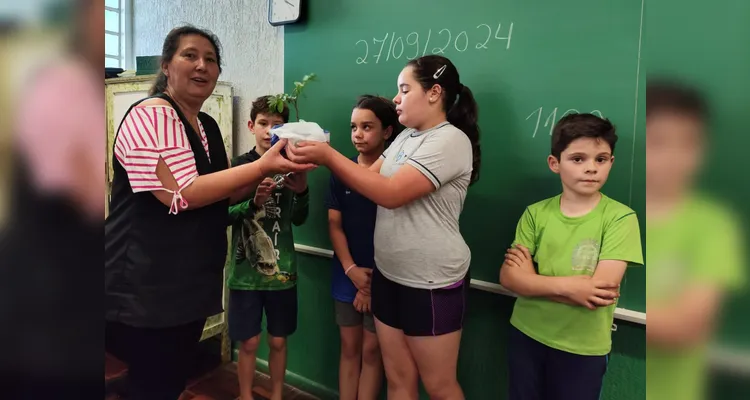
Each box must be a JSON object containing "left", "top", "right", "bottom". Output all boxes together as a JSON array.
[{"left": 114, "top": 105, "right": 210, "bottom": 193}]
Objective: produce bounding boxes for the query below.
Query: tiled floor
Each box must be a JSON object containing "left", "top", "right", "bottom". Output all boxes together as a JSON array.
[{"left": 105, "top": 353, "right": 318, "bottom": 400}]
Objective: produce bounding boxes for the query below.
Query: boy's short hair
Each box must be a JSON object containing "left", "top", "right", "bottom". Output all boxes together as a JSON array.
[
  {"left": 551, "top": 113, "right": 618, "bottom": 159},
  {"left": 250, "top": 95, "right": 290, "bottom": 123},
  {"left": 646, "top": 80, "right": 708, "bottom": 123}
]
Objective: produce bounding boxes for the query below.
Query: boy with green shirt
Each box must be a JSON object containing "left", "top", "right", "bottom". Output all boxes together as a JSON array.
[
  {"left": 645, "top": 81, "right": 745, "bottom": 400},
  {"left": 499, "top": 113, "right": 643, "bottom": 400},
  {"left": 228, "top": 96, "right": 309, "bottom": 400}
]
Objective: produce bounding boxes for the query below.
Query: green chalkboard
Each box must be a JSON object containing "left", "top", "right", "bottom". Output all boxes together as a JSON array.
[
  {"left": 646, "top": 2, "right": 750, "bottom": 348},
  {"left": 286, "top": 0, "right": 646, "bottom": 312}
]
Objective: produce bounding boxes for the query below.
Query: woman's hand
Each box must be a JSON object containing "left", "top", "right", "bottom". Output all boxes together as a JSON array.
[
  {"left": 285, "top": 140, "right": 335, "bottom": 166},
  {"left": 259, "top": 139, "right": 317, "bottom": 175}
]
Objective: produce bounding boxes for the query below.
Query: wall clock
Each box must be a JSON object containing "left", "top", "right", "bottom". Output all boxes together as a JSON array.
[{"left": 268, "top": 0, "right": 301, "bottom": 26}]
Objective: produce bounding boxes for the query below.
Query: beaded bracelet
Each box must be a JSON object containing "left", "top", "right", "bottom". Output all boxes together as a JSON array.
[{"left": 344, "top": 264, "right": 357, "bottom": 275}]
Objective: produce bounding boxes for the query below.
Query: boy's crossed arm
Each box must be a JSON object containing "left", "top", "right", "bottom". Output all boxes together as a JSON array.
[{"left": 499, "top": 245, "right": 622, "bottom": 310}]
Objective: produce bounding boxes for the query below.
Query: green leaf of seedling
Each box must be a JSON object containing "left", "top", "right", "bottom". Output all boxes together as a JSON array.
[{"left": 276, "top": 100, "right": 284, "bottom": 113}]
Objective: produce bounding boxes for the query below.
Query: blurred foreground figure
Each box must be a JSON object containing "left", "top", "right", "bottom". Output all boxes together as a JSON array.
[
  {"left": 645, "top": 81, "right": 746, "bottom": 400},
  {"left": 0, "top": 0, "right": 103, "bottom": 397}
]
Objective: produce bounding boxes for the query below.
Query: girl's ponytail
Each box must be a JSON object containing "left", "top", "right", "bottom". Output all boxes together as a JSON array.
[{"left": 447, "top": 84, "right": 481, "bottom": 185}]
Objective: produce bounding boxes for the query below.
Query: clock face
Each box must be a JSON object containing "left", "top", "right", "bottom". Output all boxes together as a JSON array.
[{"left": 269, "top": 0, "right": 301, "bottom": 25}]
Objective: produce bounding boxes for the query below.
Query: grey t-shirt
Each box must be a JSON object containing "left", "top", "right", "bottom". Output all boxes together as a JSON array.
[{"left": 374, "top": 122, "right": 472, "bottom": 289}]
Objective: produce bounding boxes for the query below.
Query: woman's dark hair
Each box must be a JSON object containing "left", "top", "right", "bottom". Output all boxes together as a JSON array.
[
  {"left": 149, "top": 25, "right": 224, "bottom": 96},
  {"left": 353, "top": 95, "right": 404, "bottom": 145},
  {"left": 406, "top": 55, "right": 481, "bottom": 185}
]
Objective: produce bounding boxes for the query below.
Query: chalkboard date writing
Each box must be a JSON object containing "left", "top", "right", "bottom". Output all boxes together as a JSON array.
[
  {"left": 355, "top": 22, "right": 513, "bottom": 65},
  {"left": 526, "top": 107, "right": 605, "bottom": 138}
]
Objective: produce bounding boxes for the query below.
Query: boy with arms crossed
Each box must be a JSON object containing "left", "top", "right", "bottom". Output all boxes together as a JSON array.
[{"left": 500, "top": 113, "right": 643, "bottom": 399}]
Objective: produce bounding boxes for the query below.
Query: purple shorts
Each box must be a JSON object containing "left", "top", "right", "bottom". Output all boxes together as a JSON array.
[{"left": 371, "top": 267, "right": 469, "bottom": 336}]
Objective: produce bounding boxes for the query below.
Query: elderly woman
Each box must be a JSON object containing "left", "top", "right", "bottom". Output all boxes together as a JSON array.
[{"left": 105, "top": 25, "right": 312, "bottom": 399}]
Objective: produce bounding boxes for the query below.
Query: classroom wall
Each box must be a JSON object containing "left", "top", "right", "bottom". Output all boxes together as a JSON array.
[
  {"left": 133, "top": 0, "right": 284, "bottom": 156},
  {"left": 132, "top": 3, "right": 646, "bottom": 399}
]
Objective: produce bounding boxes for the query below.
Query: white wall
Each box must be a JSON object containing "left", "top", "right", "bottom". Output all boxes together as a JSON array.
[{"left": 133, "top": 0, "right": 284, "bottom": 155}]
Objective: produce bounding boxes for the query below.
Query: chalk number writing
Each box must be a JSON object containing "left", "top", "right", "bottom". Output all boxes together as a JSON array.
[
  {"left": 526, "top": 107, "right": 605, "bottom": 138},
  {"left": 355, "top": 22, "right": 513, "bottom": 65}
]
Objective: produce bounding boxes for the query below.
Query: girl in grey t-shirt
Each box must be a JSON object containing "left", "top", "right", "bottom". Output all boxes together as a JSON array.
[{"left": 286, "top": 55, "right": 480, "bottom": 399}]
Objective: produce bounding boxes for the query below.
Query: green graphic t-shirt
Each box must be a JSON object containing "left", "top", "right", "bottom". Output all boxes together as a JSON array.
[
  {"left": 227, "top": 149, "right": 309, "bottom": 291},
  {"left": 510, "top": 193, "right": 644, "bottom": 356},
  {"left": 646, "top": 194, "right": 745, "bottom": 400}
]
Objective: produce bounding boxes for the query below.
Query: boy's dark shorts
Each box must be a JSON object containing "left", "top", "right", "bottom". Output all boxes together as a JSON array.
[
  {"left": 334, "top": 300, "right": 376, "bottom": 333},
  {"left": 228, "top": 287, "right": 298, "bottom": 341},
  {"left": 508, "top": 326, "right": 609, "bottom": 400}
]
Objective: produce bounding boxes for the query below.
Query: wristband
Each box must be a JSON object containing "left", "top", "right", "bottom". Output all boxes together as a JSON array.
[{"left": 344, "top": 264, "right": 356, "bottom": 276}]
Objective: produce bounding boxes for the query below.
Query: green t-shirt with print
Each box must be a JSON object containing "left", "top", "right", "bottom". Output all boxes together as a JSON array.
[
  {"left": 646, "top": 194, "right": 745, "bottom": 400},
  {"left": 510, "top": 193, "right": 644, "bottom": 356},
  {"left": 226, "top": 150, "right": 309, "bottom": 291}
]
